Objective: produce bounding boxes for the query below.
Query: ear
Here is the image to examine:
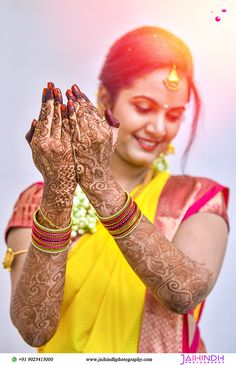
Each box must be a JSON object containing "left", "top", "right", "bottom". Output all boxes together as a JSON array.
[{"left": 97, "top": 84, "right": 112, "bottom": 113}]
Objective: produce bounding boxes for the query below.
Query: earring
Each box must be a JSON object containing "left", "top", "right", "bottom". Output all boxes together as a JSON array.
[{"left": 153, "top": 144, "right": 175, "bottom": 172}]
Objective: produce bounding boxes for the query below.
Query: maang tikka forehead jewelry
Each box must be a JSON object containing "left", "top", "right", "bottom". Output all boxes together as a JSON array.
[{"left": 163, "top": 64, "right": 181, "bottom": 91}]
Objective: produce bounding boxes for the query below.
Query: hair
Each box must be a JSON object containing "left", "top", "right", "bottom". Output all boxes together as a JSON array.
[{"left": 99, "top": 26, "right": 201, "bottom": 168}]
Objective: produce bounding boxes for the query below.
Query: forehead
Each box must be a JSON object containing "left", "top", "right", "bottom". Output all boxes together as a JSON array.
[{"left": 122, "top": 68, "right": 189, "bottom": 107}]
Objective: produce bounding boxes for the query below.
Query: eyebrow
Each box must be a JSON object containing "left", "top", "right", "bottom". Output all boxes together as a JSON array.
[{"left": 130, "top": 95, "right": 186, "bottom": 111}]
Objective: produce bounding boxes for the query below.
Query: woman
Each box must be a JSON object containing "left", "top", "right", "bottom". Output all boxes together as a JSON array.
[{"left": 3, "top": 26, "right": 229, "bottom": 353}]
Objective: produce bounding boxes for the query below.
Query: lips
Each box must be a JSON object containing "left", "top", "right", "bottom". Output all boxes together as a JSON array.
[{"left": 134, "top": 136, "right": 159, "bottom": 152}]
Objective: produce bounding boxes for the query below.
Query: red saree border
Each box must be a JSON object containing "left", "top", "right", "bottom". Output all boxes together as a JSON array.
[{"left": 182, "top": 183, "right": 229, "bottom": 223}]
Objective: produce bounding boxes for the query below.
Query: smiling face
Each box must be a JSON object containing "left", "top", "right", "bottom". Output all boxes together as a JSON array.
[{"left": 110, "top": 68, "right": 190, "bottom": 168}]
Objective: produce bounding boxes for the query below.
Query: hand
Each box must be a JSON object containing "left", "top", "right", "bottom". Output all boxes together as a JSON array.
[
  {"left": 25, "top": 82, "right": 77, "bottom": 217},
  {"left": 66, "top": 84, "right": 120, "bottom": 195}
]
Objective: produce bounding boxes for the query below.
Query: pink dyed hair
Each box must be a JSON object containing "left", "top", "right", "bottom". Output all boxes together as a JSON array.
[{"left": 99, "top": 26, "right": 201, "bottom": 166}]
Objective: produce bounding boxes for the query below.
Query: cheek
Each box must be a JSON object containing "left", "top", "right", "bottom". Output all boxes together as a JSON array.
[{"left": 166, "top": 122, "right": 181, "bottom": 141}]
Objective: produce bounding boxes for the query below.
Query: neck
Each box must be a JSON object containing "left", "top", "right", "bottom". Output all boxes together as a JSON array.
[{"left": 111, "top": 152, "right": 151, "bottom": 193}]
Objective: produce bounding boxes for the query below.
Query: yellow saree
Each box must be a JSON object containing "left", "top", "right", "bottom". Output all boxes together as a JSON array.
[{"left": 38, "top": 171, "right": 170, "bottom": 353}]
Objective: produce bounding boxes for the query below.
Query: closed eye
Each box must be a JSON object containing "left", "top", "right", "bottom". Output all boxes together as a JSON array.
[
  {"left": 134, "top": 105, "right": 153, "bottom": 114},
  {"left": 166, "top": 112, "right": 184, "bottom": 122}
]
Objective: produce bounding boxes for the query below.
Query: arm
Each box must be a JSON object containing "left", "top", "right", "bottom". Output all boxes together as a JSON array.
[
  {"left": 9, "top": 228, "right": 69, "bottom": 347},
  {"left": 9, "top": 83, "right": 77, "bottom": 347},
  {"left": 67, "top": 85, "right": 228, "bottom": 314},
  {"left": 82, "top": 187, "right": 228, "bottom": 314}
]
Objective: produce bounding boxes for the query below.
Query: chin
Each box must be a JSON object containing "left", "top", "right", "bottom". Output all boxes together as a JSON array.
[{"left": 126, "top": 153, "right": 156, "bottom": 168}]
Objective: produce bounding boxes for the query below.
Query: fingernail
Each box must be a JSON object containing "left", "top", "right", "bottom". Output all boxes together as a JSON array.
[
  {"left": 67, "top": 99, "right": 74, "bottom": 115},
  {"left": 47, "top": 82, "right": 54, "bottom": 90},
  {"left": 104, "top": 107, "right": 120, "bottom": 128},
  {"left": 46, "top": 87, "right": 54, "bottom": 101},
  {"left": 25, "top": 119, "right": 37, "bottom": 144},
  {"left": 61, "top": 104, "right": 68, "bottom": 118},
  {"left": 67, "top": 89, "right": 73, "bottom": 97},
  {"left": 66, "top": 89, "right": 77, "bottom": 102},
  {"left": 32, "top": 119, "right": 37, "bottom": 127},
  {"left": 72, "top": 84, "right": 82, "bottom": 98},
  {"left": 42, "top": 88, "right": 47, "bottom": 103},
  {"left": 54, "top": 88, "right": 63, "bottom": 104}
]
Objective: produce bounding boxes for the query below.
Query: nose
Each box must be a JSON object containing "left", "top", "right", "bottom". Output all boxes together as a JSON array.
[{"left": 145, "top": 112, "right": 167, "bottom": 139}]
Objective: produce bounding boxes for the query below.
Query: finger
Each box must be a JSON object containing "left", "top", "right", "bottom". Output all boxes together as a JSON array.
[
  {"left": 25, "top": 119, "right": 37, "bottom": 145},
  {"left": 66, "top": 89, "right": 77, "bottom": 102},
  {"left": 54, "top": 87, "right": 63, "bottom": 104},
  {"left": 66, "top": 88, "right": 81, "bottom": 115},
  {"left": 71, "top": 84, "right": 83, "bottom": 99},
  {"left": 50, "top": 88, "right": 63, "bottom": 139},
  {"left": 67, "top": 99, "right": 75, "bottom": 116},
  {"left": 39, "top": 82, "right": 54, "bottom": 119},
  {"left": 72, "top": 84, "right": 91, "bottom": 103},
  {"left": 38, "top": 82, "right": 55, "bottom": 139},
  {"left": 61, "top": 104, "right": 70, "bottom": 142},
  {"left": 104, "top": 107, "right": 120, "bottom": 148},
  {"left": 61, "top": 104, "right": 68, "bottom": 120},
  {"left": 67, "top": 100, "right": 81, "bottom": 144},
  {"left": 104, "top": 107, "right": 120, "bottom": 128}
]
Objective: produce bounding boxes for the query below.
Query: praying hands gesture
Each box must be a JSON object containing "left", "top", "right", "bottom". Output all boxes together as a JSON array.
[{"left": 25, "top": 82, "right": 124, "bottom": 222}]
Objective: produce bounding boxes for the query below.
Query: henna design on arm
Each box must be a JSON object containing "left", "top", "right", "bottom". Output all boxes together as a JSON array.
[
  {"left": 11, "top": 244, "right": 68, "bottom": 347},
  {"left": 11, "top": 83, "right": 77, "bottom": 346},
  {"left": 114, "top": 215, "right": 213, "bottom": 314}
]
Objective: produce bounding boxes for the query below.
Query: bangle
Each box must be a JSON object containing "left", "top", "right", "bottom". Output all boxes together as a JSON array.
[
  {"left": 32, "top": 209, "right": 72, "bottom": 254},
  {"left": 114, "top": 212, "right": 143, "bottom": 239},
  {"left": 97, "top": 192, "right": 130, "bottom": 222},
  {"left": 34, "top": 209, "right": 72, "bottom": 233},
  {"left": 2, "top": 248, "right": 28, "bottom": 272},
  {"left": 39, "top": 207, "right": 61, "bottom": 229},
  {"left": 98, "top": 192, "right": 143, "bottom": 240}
]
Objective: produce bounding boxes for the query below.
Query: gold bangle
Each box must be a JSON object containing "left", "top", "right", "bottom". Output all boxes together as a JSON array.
[
  {"left": 39, "top": 207, "right": 61, "bottom": 229},
  {"left": 97, "top": 192, "right": 130, "bottom": 222},
  {"left": 110, "top": 208, "right": 141, "bottom": 236},
  {"left": 31, "top": 240, "right": 71, "bottom": 254},
  {"left": 114, "top": 213, "right": 143, "bottom": 239},
  {"left": 34, "top": 209, "right": 72, "bottom": 233},
  {"left": 2, "top": 247, "right": 28, "bottom": 272}
]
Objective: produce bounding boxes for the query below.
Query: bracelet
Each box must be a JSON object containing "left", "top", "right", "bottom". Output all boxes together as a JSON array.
[
  {"left": 114, "top": 213, "right": 143, "bottom": 239},
  {"left": 39, "top": 207, "right": 61, "bottom": 229},
  {"left": 34, "top": 209, "right": 72, "bottom": 233},
  {"left": 98, "top": 192, "right": 143, "bottom": 240},
  {"left": 31, "top": 238, "right": 71, "bottom": 254},
  {"left": 32, "top": 209, "right": 72, "bottom": 254},
  {"left": 2, "top": 248, "right": 28, "bottom": 271},
  {"left": 97, "top": 192, "right": 130, "bottom": 222},
  {"left": 111, "top": 208, "right": 141, "bottom": 236},
  {"left": 105, "top": 203, "right": 138, "bottom": 231}
]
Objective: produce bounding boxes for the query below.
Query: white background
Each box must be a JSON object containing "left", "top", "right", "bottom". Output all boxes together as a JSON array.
[{"left": 0, "top": 0, "right": 235, "bottom": 353}]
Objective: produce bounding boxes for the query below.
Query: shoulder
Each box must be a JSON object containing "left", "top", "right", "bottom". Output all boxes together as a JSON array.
[
  {"left": 16, "top": 181, "right": 44, "bottom": 202},
  {"left": 13, "top": 180, "right": 44, "bottom": 204},
  {"left": 164, "top": 174, "right": 229, "bottom": 205},
  {"left": 156, "top": 174, "right": 229, "bottom": 233},
  {"left": 5, "top": 182, "right": 44, "bottom": 242}
]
